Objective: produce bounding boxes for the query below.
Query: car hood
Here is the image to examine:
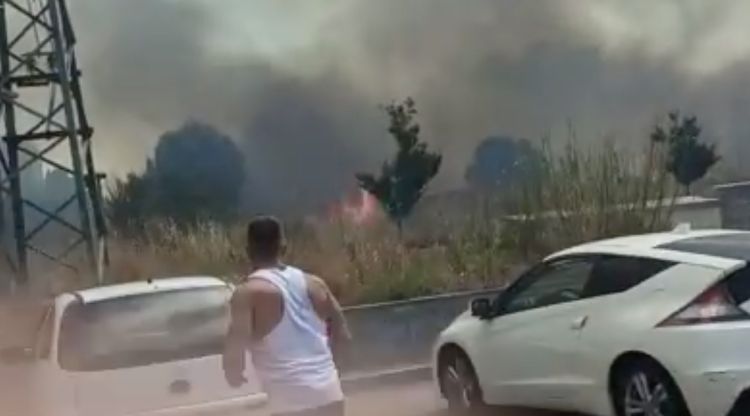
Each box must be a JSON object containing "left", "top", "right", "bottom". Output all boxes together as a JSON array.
[{"left": 440, "top": 307, "right": 474, "bottom": 338}]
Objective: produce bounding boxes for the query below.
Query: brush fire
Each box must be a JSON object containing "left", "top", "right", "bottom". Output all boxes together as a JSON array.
[{"left": 328, "top": 189, "right": 380, "bottom": 226}]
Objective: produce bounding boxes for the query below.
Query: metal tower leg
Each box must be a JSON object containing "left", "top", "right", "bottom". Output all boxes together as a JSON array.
[{"left": 0, "top": 0, "right": 106, "bottom": 288}]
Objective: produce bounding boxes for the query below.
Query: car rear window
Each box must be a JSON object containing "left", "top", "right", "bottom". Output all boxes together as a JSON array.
[
  {"left": 582, "top": 256, "right": 675, "bottom": 298},
  {"left": 58, "top": 286, "right": 230, "bottom": 371},
  {"left": 726, "top": 267, "right": 750, "bottom": 305}
]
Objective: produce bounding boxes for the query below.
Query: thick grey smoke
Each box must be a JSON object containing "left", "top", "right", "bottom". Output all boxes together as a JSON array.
[{"left": 68, "top": 0, "right": 750, "bottom": 212}]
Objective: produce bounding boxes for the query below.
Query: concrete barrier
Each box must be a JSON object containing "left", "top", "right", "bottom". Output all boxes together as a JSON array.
[{"left": 339, "top": 288, "right": 502, "bottom": 373}]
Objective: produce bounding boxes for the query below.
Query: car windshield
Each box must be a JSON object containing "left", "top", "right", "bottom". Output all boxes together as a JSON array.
[{"left": 58, "top": 287, "right": 230, "bottom": 371}]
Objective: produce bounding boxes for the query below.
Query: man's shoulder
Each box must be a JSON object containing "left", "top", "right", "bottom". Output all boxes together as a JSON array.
[
  {"left": 303, "top": 272, "right": 328, "bottom": 291},
  {"left": 237, "top": 276, "right": 280, "bottom": 298},
  {"left": 303, "top": 271, "right": 323, "bottom": 283},
  {"left": 268, "top": 264, "right": 322, "bottom": 287}
]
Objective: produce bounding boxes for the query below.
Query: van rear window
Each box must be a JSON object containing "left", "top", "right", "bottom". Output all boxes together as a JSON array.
[{"left": 58, "top": 287, "right": 230, "bottom": 371}]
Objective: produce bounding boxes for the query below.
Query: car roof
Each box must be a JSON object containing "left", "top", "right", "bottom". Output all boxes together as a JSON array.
[
  {"left": 70, "top": 276, "right": 228, "bottom": 304},
  {"left": 658, "top": 233, "right": 750, "bottom": 261},
  {"left": 547, "top": 229, "right": 750, "bottom": 269}
]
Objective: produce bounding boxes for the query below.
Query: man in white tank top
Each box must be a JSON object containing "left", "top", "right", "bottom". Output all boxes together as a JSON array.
[{"left": 223, "top": 216, "right": 351, "bottom": 416}]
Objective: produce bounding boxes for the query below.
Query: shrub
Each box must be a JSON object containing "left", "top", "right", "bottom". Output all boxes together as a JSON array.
[{"left": 511, "top": 137, "right": 677, "bottom": 258}]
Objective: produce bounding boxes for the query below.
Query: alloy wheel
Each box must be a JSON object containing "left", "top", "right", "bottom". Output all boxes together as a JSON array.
[
  {"left": 442, "top": 356, "right": 477, "bottom": 409},
  {"left": 623, "top": 370, "right": 673, "bottom": 416}
]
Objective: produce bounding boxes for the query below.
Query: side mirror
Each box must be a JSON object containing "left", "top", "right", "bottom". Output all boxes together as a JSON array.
[
  {"left": 0, "top": 346, "right": 34, "bottom": 365},
  {"left": 470, "top": 298, "right": 493, "bottom": 320}
]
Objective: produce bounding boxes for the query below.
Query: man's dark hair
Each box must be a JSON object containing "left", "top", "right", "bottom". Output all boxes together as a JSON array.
[{"left": 247, "top": 216, "right": 284, "bottom": 260}]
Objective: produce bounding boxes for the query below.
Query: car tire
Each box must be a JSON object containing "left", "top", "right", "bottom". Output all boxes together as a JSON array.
[
  {"left": 439, "top": 350, "right": 485, "bottom": 415},
  {"left": 612, "top": 358, "right": 691, "bottom": 416}
]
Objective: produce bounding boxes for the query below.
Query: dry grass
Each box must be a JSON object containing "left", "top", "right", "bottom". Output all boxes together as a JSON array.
[
  {"left": 99, "top": 138, "right": 677, "bottom": 305},
  {"left": 2, "top": 138, "right": 679, "bottom": 306},
  {"left": 511, "top": 138, "right": 676, "bottom": 256},
  {"left": 105, "top": 215, "right": 514, "bottom": 305}
]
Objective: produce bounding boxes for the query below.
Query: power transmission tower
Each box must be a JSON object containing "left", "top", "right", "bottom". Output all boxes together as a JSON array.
[{"left": 0, "top": 0, "right": 106, "bottom": 290}]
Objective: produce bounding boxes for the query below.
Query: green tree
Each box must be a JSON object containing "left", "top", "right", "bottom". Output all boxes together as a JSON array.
[
  {"left": 650, "top": 112, "right": 720, "bottom": 195},
  {"left": 465, "top": 136, "right": 540, "bottom": 191},
  {"left": 356, "top": 98, "right": 442, "bottom": 233},
  {"left": 107, "top": 164, "right": 158, "bottom": 236},
  {"left": 153, "top": 122, "right": 245, "bottom": 223},
  {"left": 106, "top": 121, "right": 245, "bottom": 234}
]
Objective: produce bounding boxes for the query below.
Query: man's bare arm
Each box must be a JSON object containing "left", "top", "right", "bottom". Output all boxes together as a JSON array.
[
  {"left": 307, "top": 275, "right": 352, "bottom": 346},
  {"left": 223, "top": 285, "right": 251, "bottom": 387},
  {"left": 325, "top": 285, "right": 352, "bottom": 345}
]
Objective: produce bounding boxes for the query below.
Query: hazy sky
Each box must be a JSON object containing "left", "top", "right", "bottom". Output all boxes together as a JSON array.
[{"left": 55, "top": 0, "right": 750, "bottom": 206}]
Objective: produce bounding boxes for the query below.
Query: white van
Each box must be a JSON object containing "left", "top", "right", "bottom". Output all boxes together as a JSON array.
[{"left": 0, "top": 277, "right": 266, "bottom": 416}]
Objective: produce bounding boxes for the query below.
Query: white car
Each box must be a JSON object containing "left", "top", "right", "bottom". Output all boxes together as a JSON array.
[
  {"left": 0, "top": 277, "right": 266, "bottom": 416},
  {"left": 433, "top": 229, "right": 750, "bottom": 416}
]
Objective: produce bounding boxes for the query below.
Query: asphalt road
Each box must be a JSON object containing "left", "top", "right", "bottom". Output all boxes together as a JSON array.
[
  {"left": 230, "top": 378, "right": 579, "bottom": 416},
  {"left": 343, "top": 380, "right": 573, "bottom": 416},
  {"left": 345, "top": 380, "right": 444, "bottom": 416}
]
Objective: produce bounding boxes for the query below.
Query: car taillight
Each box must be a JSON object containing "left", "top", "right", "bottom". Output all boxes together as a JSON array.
[{"left": 658, "top": 284, "right": 749, "bottom": 326}]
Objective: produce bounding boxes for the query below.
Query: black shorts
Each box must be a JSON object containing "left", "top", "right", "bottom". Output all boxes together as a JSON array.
[{"left": 273, "top": 401, "right": 345, "bottom": 416}]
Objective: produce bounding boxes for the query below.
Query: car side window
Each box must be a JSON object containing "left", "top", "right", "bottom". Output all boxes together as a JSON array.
[
  {"left": 582, "top": 256, "right": 674, "bottom": 298},
  {"left": 501, "top": 257, "right": 596, "bottom": 315}
]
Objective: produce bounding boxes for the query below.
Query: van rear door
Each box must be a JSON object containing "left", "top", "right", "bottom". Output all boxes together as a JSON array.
[
  {"left": 149, "top": 286, "right": 266, "bottom": 413},
  {"left": 59, "top": 286, "right": 242, "bottom": 416}
]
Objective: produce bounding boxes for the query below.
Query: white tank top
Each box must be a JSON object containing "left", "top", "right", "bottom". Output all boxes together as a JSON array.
[{"left": 247, "top": 266, "right": 343, "bottom": 413}]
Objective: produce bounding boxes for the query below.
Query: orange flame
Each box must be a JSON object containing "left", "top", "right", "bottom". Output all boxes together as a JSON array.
[{"left": 330, "top": 189, "right": 379, "bottom": 225}]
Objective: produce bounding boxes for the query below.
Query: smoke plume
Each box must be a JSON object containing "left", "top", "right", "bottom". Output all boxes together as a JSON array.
[{"left": 68, "top": 0, "right": 750, "bottom": 212}]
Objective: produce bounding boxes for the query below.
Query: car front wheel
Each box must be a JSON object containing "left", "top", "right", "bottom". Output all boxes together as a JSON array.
[
  {"left": 439, "top": 351, "right": 484, "bottom": 414},
  {"left": 613, "top": 358, "right": 690, "bottom": 416}
]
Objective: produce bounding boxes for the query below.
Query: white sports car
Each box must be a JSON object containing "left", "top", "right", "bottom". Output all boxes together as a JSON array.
[{"left": 433, "top": 229, "right": 750, "bottom": 416}]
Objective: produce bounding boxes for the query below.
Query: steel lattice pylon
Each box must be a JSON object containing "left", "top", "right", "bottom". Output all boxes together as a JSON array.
[{"left": 0, "top": 0, "right": 106, "bottom": 290}]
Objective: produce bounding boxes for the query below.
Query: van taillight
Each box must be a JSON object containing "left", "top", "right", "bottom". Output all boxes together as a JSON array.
[{"left": 658, "top": 283, "right": 749, "bottom": 326}]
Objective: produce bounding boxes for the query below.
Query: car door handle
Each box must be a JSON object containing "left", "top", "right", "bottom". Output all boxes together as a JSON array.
[
  {"left": 169, "top": 379, "right": 191, "bottom": 395},
  {"left": 570, "top": 316, "right": 588, "bottom": 330}
]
